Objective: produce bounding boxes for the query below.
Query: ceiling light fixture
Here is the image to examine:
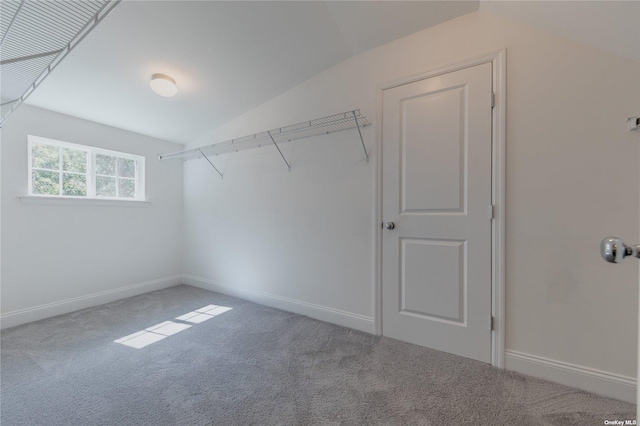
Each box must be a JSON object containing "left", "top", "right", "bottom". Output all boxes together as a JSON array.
[{"left": 150, "top": 73, "right": 177, "bottom": 97}]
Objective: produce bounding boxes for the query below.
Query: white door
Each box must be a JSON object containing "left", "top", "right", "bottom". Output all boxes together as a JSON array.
[{"left": 382, "top": 62, "right": 493, "bottom": 363}]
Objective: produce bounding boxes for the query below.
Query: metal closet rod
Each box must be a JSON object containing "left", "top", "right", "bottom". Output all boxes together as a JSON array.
[{"left": 159, "top": 109, "right": 370, "bottom": 177}]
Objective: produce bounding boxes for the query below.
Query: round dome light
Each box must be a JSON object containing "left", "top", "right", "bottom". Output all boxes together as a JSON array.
[{"left": 150, "top": 74, "right": 177, "bottom": 97}]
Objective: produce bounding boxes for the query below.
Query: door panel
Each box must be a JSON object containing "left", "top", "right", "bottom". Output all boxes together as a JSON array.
[
  {"left": 401, "top": 238, "right": 465, "bottom": 323},
  {"left": 382, "top": 62, "right": 493, "bottom": 363},
  {"left": 402, "top": 86, "right": 466, "bottom": 213}
]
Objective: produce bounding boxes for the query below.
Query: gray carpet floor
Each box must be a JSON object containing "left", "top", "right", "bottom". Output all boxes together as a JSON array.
[{"left": 1, "top": 285, "right": 635, "bottom": 425}]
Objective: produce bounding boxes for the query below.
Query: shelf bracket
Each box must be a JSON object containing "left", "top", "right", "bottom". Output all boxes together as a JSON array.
[
  {"left": 0, "top": 49, "right": 63, "bottom": 66},
  {"left": 267, "top": 130, "right": 291, "bottom": 171},
  {"left": 352, "top": 110, "right": 369, "bottom": 163},
  {"left": 197, "top": 148, "right": 223, "bottom": 179}
]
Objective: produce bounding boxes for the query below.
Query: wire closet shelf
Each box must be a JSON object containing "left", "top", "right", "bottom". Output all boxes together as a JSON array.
[
  {"left": 0, "top": 0, "right": 121, "bottom": 126},
  {"left": 159, "top": 110, "right": 370, "bottom": 170}
]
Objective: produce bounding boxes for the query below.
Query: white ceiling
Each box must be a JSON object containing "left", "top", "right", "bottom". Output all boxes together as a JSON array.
[
  {"left": 324, "top": 1, "right": 481, "bottom": 55},
  {"left": 22, "top": 1, "right": 640, "bottom": 145},
  {"left": 23, "top": 1, "right": 479, "bottom": 144}
]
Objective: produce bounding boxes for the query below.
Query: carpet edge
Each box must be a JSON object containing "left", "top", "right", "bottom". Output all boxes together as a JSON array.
[{"left": 182, "top": 274, "right": 375, "bottom": 334}]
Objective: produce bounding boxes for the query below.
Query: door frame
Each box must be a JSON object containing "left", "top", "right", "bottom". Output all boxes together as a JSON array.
[{"left": 374, "top": 49, "right": 507, "bottom": 368}]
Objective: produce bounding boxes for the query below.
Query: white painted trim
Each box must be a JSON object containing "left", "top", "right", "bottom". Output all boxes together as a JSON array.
[
  {"left": 373, "top": 87, "right": 383, "bottom": 336},
  {"left": 19, "top": 195, "right": 151, "bottom": 207},
  {"left": 490, "top": 49, "right": 507, "bottom": 369},
  {"left": 505, "top": 350, "right": 636, "bottom": 404},
  {"left": 374, "top": 48, "right": 507, "bottom": 367},
  {"left": 182, "top": 275, "right": 375, "bottom": 334},
  {"left": 0, "top": 275, "right": 182, "bottom": 329}
]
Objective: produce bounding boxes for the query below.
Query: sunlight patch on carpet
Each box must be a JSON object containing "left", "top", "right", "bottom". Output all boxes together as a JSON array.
[
  {"left": 115, "top": 306, "right": 232, "bottom": 348},
  {"left": 176, "top": 305, "right": 233, "bottom": 324}
]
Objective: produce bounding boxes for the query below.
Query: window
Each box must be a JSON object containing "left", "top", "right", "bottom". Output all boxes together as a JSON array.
[{"left": 28, "top": 136, "right": 145, "bottom": 201}]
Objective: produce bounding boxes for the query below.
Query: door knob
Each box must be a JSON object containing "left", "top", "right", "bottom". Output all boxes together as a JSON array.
[
  {"left": 600, "top": 237, "right": 640, "bottom": 263},
  {"left": 384, "top": 222, "right": 396, "bottom": 230}
]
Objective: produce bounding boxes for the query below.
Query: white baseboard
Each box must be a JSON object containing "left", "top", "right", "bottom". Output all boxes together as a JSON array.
[
  {"left": 1, "top": 275, "right": 182, "bottom": 330},
  {"left": 505, "top": 350, "right": 636, "bottom": 404},
  {"left": 182, "top": 274, "right": 375, "bottom": 334}
]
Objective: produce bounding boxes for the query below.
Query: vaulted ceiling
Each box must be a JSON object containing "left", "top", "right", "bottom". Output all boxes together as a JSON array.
[
  {"left": 22, "top": 1, "right": 479, "bottom": 144},
  {"left": 19, "top": 1, "right": 640, "bottom": 145}
]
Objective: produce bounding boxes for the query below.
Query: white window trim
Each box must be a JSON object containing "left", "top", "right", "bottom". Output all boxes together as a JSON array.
[
  {"left": 18, "top": 195, "right": 150, "bottom": 207},
  {"left": 27, "top": 135, "right": 146, "bottom": 202}
]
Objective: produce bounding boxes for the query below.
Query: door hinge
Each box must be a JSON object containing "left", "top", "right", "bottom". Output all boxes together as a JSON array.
[
  {"left": 491, "top": 92, "right": 495, "bottom": 109},
  {"left": 490, "top": 316, "right": 495, "bottom": 331},
  {"left": 487, "top": 205, "right": 494, "bottom": 220}
]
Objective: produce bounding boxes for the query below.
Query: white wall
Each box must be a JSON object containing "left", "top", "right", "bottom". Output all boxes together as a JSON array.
[
  {"left": 1, "top": 105, "right": 183, "bottom": 328},
  {"left": 183, "top": 11, "right": 640, "bottom": 402}
]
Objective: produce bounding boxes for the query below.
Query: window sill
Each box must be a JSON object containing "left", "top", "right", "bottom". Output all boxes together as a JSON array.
[{"left": 18, "top": 195, "right": 150, "bottom": 207}]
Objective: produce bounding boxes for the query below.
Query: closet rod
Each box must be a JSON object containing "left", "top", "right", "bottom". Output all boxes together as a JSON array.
[{"left": 159, "top": 109, "right": 370, "bottom": 163}]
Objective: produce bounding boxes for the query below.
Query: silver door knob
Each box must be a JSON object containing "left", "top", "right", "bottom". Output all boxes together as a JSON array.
[
  {"left": 600, "top": 237, "right": 640, "bottom": 263},
  {"left": 384, "top": 222, "right": 395, "bottom": 230}
]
